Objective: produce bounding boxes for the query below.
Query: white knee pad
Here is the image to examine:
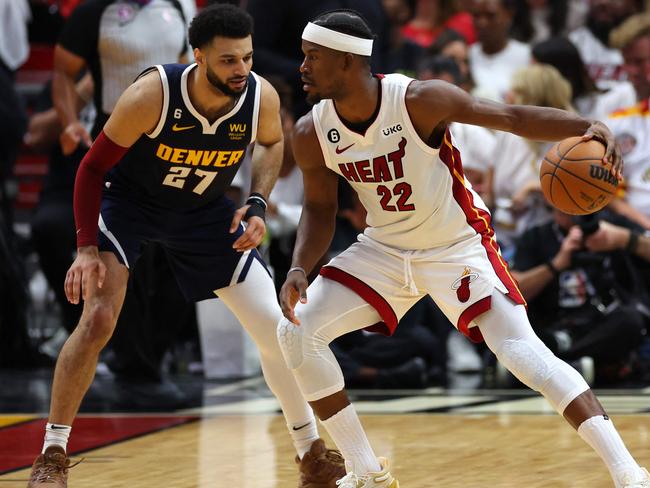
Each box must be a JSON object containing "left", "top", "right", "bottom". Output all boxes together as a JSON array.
[
  {"left": 495, "top": 337, "right": 589, "bottom": 413},
  {"left": 276, "top": 316, "right": 345, "bottom": 401},
  {"left": 277, "top": 317, "right": 305, "bottom": 370},
  {"left": 275, "top": 277, "right": 382, "bottom": 402}
]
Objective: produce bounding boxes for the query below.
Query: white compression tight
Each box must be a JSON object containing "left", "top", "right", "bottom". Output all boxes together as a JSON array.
[
  {"left": 476, "top": 291, "right": 590, "bottom": 414},
  {"left": 217, "top": 259, "right": 314, "bottom": 424},
  {"left": 277, "top": 278, "right": 589, "bottom": 414},
  {"left": 277, "top": 276, "right": 383, "bottom": 401}
]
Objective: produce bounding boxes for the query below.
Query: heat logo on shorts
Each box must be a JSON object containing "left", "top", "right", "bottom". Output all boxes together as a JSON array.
[{"left": 451, "top": 267, "right": 479, "bottom": 303}]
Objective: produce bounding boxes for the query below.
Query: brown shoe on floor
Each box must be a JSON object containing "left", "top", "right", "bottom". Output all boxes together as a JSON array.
[
  {"left": 296, "top": 438, "right": 346, "bottom": 488},
  {"left": 27, "top": 446, "right": 74, "bottom": 487}
]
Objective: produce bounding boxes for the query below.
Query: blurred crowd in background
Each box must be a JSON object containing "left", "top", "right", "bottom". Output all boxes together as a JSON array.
[{"left": 2, "top": 0, "right": 650, "bottom": 402}]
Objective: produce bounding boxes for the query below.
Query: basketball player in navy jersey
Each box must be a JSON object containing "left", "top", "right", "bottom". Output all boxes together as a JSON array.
[
  {"left": 276, "top": 9, "right": 648, "bottom": 488},
  {"left": 26, "top": 5, "right": 344, "bottom": 488}
]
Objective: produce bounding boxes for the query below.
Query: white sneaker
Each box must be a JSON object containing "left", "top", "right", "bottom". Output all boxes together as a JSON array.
[
  {"left": 336, "top": 458, "right": 399, "bottom": 488},
  {"left": 621, "top": 467, "right": 650, "bottom": 487}
]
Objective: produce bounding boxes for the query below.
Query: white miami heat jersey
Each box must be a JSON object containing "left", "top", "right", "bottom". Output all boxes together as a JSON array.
[
  {"left": 608, "top": 100, "right": 650, "bottom": 217},
  {"left": 311, "top": 73, "right": 493, "bottom": 250}
]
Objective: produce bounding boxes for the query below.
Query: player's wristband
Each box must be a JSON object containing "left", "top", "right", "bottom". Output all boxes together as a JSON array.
[
  {"left": 244, "top": 192, "right": 267, "bottom": 221},
  {"left": 288, "top": 266, "right": 307, "bottom": 277},
  {"left": 246, "top": 192, "right": 267, "bottom": 210},
  {"left": 244, "top": 203, "right": 265, "bottom": 222}
]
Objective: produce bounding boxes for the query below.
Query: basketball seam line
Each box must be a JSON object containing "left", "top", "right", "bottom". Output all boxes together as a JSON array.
[
  {"left": 542, "top": 157, "right": 616, "bottom": 195},
  {"left": 552, "top": 172, "right": 590, "bottom": 212}
]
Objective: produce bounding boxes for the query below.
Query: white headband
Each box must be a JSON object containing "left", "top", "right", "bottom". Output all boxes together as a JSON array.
[{"left": 302, "top": 22, "right": 373, "bottom": 56}]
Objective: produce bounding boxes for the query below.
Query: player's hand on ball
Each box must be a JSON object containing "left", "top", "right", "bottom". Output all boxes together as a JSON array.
[
  {"left": 582, "top": 120, "right": 623, "bottom": 178},
  {"left": 65, "top": 246, "right": 106, "bottom": 304},
  {"left": 231, "top": 206, "right": 266, "bottom": 251},
  {"left": 280, "top": 269, "right": 308, "bottom": 325}
]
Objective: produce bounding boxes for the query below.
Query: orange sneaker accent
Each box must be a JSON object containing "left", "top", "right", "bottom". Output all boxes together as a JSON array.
[{"left": 296, "top": 438, "right": 346, "bottom": 488}]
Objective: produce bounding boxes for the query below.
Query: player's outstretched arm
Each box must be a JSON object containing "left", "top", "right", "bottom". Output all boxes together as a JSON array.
[
  {"left": 65, "top": 72, "right": 163, "bottom": 304},
  {"left": 231, "top": 76, "right": 283, "bottom": 251},
  {"left": 279, "top": 114, "right": 338, "bottom": 324},
  {"left": 406, "top": 80, "right": 622, "bottom": 175}
]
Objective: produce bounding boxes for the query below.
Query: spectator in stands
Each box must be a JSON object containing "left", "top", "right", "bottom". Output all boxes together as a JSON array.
[
  {"left": 532, "top": 37, "right": 636, "bottom": 120},
  {"left": 607, "top": 13, "right": 650, "bottom": 230},
  {"left": 246, "top": 0, "right": 388, "bottom": 118},
  {"left": 417, "top": 55, "right": 496, "bottom": 192},
  {"left": 568, "top": 0, "right": 642, "bottom": 90},
  {"left": 0, "top": 0, "right": 30, "bottom": 229},
  {"left": 510, "top": 0, "right": 572, "bottom": 44},
  {"left": 402, "top": 0, "right": 476, "bottom": 47},
  {"left": 429, "top": 29, "right": 472, "bottom": 91},
  {"left": 26, "top": 77, "right": 93, "bottom": 345},
  {"left": 483, "top": 64, "right": 571, "bottom": 258},
  {"left": 52, "top": 0, "right": 188, "bottom": 155},
  {"left": 469, "top": 0, "right": 531, "bottom": 101},
  {"left": 511, "top": 210, "right": 649, "bottom": 384},
  {"left": 382, "top": 0, "right": 426, "bottom": 77}
]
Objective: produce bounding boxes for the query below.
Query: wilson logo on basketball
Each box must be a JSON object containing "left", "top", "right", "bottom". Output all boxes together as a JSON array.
[
  {"left": 451, "top": 267, "right": 479, "bottom": 303},
  {"left": 589, "top": 165, "right": 618, "bottom": 187}
]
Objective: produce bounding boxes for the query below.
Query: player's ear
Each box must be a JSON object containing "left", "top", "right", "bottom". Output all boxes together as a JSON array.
[
  {"left": 194, "top": 48, "right": 204, "bottom": 66},
  {"left": 342, "top": 52, "right": 355, "bottom": 71}
]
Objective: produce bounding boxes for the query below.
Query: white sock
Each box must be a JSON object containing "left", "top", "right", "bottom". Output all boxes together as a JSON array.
[
  {"left": 43, "top": 423, "right": 72, "bottom": 454},
  {"left": 321, "top": 404, "right": 381, "bottom": 475},
  {"left": 289, "top": 418, "right": 319, "bottom": 459},
  {"left": 578, "top": 415, "right": 644, "bottom": 487}
]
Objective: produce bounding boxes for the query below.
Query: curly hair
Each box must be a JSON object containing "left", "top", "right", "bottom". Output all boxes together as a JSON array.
[{"left": 188, "top": 4, "right": 254, "bottom": 50}]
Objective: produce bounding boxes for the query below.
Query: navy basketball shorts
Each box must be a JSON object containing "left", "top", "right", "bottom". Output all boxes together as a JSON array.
[{"left": 97, "top": 192, "right": 268, "bottom": 302}]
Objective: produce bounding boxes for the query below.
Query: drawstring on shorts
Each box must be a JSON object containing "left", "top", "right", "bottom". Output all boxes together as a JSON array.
[{"left": 402, "top": 252, "right": 419, "bottom": 296}]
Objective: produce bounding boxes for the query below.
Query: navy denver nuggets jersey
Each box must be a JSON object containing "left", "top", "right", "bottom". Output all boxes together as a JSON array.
[{"left": 106, "top": 63, "right": 260, "bottom": 209}]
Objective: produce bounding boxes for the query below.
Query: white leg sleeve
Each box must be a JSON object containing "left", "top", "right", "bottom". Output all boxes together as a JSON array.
[
  {"left": 277, "top": 276, "right": 382, "bottom": 402},
  {"left": 476, "top": 291, "right": 590, "bottom": 414},
  {"left": 217, "top": 260, "right": 313, "bottom": 425}
]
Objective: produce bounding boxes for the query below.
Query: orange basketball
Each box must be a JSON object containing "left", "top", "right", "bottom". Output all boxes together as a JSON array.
[{"left": 540, "top": 136, "right": 618, "bottom": 215}]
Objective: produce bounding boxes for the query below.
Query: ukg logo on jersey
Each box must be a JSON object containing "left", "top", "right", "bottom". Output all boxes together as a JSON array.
[{"left": 381, "top": 124, "right": 402, "bottom": 137}]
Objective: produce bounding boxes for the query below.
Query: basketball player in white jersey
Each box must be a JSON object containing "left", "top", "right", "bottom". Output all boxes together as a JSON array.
[{"left": 276, "top": 9, "right": 648, "bottom": 488}]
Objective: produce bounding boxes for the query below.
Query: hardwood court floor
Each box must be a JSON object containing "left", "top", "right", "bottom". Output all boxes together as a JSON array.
[{"left": 2, "top": 413, "right": 649, "bottom": 487}]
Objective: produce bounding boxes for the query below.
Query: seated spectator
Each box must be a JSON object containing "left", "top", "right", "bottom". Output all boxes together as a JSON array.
[
  {"left": 510, "top": 0, "right": 573, "bottom": 44},
  {"left": 568, "top": 0, "right": 641, "bottom": 90},
  {"left": 607, "top": 13, "right": 650, "bottom": 230},
  {"left": 416, "top": 55, "right": 496, "bottom": 192},
  {"left": 511, "top": 209, "right": 649, "bottom": 385},
  {"left": 483, "top": 64, "right": 570, "bottom": 256},
  {"left": 532, "top": 37, "right": 636, "bottom": 120},
  {"left": 382, "top": 0, "right": 426, "bottom": 77},
  {"left": 402, "top": 0, "right": 476, "bottom": 48},
  {"left": 469, "top": 0, "right": 531, "bottom": 101},
  {"left": 429, "top": 28, "right": 472, "bottom": 92}
]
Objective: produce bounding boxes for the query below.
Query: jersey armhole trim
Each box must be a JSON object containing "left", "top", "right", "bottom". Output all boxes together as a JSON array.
[
  {"left": 147, "top": 65, "right": 169, "bottom": 139},
  {"left": 250, "top": 72, "right": 262, "bottom": 143},
  {"left": 400, "top": 80, "right": 441, "bottom": 156}
]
